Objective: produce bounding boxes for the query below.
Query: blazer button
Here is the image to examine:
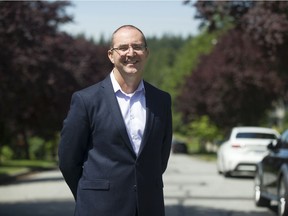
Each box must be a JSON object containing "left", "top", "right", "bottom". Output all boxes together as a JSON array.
[{"left": 133, "top": 185, "right": 137, "bottom": 191}]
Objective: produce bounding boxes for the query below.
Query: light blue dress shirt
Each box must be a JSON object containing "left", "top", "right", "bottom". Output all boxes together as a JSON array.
[{"left": 110, "top": 72, "right": 146, "bottom": 155}]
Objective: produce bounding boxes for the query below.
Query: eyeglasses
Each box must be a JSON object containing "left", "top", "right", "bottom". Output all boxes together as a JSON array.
[{"left": 110, "top": 44, "right": 147, "bottom": 55}]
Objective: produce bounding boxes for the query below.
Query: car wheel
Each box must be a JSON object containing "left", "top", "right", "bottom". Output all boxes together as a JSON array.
[
  {"left": 223, "top": 171, "right": 231, "bottom": 177},
  {"left": 278, "top": 177, "right": 288, "bottom": 216},
  {"left": 219, "top": 156, "right": 230, "bottom": 177},
  {"left": 254, "top": 172, "right": 270, "bottom": 207},
  {"left": 216, "top": 160, "right": 223, "bottom": 175}
]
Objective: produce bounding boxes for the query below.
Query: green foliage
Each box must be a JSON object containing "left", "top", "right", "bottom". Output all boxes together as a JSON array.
[
  {"left": 143, "top": 32, "right": 224, "bottom": 135},
  {"left": 164, "top": 31, "right": 225, "bottom": 134},
  {"left": 187, "top": 115, "right": 223, "bottom": 141},
  {"left": 0, "top": 146, "right": 14, "bottom": 162},
  {"left": 143, "top": 35, "right": 189, "bottom": 88},
  {"left": 161, "top": 31, "right": 222, "bottom": 100},
  {"left": 0, "top": 160, "right": 57, "bottom": 178},
  {"left": 1, "top": 160, "right": 57, "bottom": 168},
  {"left": 8, "top": 1, "right": 283, "bottom": 159},
  {"left": 0, "top": 167, "right": 27, "bottom": 176},
  {"left": 173, "top": 115, "right": 223, "bottom": 154},
  {"left": 186, "top": 115, "right": 223, "bottom": 153},
  {"left": 28, "top": 136, "right": 59, "bottom": 160},
  {"left": 29, "top": 137, "right": 45, "bottom": 160}
]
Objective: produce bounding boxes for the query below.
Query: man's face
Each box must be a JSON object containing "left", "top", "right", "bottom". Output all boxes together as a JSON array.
[{"left": 108, "top": 28, "right": 149, "bottom": 78}]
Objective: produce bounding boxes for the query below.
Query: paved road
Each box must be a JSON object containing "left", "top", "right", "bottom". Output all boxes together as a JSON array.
[
  {"left": 0, "top": 154, "right": 276, "bottom": 216},
  {"left": 163, "top": 154, "right": 275, "bottom": 216}
]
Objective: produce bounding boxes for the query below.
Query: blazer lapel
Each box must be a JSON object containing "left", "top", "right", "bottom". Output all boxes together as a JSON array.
[
  {"left": 101, "top": 76, "right": 135, "bottom": 155},
  {"left": 138, "top": 82, "right": 155, "bottom": 155}
]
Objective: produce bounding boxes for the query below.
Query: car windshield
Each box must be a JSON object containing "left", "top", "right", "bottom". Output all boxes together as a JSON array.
[{"left": 236, "top": 132, "right": 277, "bottom": 139}]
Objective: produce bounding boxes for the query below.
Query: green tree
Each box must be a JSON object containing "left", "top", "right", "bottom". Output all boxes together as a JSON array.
[
  {"left": 187, "top": 115, "right": 223, "bottom": 152},
  {"left": 160, "top": 31, "right": 222, "bottom": 100},
  {"left": 162, "top": 31, "right": 223, "bottom": 132},
  {"left": 143, "top": 35, "right": 188, "bottom": 88}
]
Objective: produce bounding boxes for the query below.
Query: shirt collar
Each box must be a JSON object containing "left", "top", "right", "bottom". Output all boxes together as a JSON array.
[{"left": 110, "top": 71, "right": 145, "bottom": 96}]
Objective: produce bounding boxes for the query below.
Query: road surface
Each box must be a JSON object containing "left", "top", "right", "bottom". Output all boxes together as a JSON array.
[{"left": 0, "top": 154, "right": 276, "bottom": 216}]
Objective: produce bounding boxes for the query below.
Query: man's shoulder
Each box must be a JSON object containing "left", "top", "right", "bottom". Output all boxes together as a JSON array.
[
  {"left": 69, "top": 77, "right": 111, "bottom": 104},
  {"left": 144, "top": 81, "right": 170, "bottom": 98},
  {"left": 76, "top": 76, "right": 111, "bottom": 95}
]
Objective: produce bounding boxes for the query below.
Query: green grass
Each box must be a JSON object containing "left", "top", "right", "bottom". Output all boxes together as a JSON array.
[
  {"left": 0, "top": 167, "right": 30, "bottom": 175},
  {"left": 1, "top": 160, "right": 57, "bottom": 168},
  {"left": 0, "top": 160, "right": 57, "bottom": 178}
]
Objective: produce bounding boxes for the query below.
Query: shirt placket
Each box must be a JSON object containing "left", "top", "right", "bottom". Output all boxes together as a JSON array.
[{"left": 129, "top": 94, "right": 141, "bottom": 154}]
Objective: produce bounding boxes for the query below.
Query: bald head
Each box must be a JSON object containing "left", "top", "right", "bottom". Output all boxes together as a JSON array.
[{"left": 110, "top": 25, "right": 147, "bottom": 48}]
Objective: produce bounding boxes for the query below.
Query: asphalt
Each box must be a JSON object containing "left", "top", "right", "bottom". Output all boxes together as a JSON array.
[{"left": 0, "top": 154, "right": 276, "bottom": 216}]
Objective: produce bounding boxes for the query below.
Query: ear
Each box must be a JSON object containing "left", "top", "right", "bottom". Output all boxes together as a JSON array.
[
  {"left": 145, "top": 48, "right": 150, "bottom": 58},
  {"left": 108, "top": 50, "right": 114, "bottom": 64}
]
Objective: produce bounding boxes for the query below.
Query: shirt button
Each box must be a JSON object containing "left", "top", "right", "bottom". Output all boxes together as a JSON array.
[{"left": 133, "top": 185, "right": 137, "bottom": 191}]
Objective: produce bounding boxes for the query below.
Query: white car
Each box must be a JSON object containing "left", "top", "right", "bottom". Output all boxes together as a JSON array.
[{"left": 217, "top": 127, "right": 280, "bottom": 177}]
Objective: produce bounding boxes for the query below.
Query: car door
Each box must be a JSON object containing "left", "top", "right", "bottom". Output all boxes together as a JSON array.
[{"left": 263, "top": 130, "right": 288, "bottom": 197}]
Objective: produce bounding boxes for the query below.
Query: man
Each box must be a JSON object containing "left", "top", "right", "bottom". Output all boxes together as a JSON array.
[{"left": 58, "top": 25, "right": 172, "bottom": 216}]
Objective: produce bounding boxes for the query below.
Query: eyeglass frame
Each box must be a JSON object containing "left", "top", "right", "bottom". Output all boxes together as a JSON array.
[{"left": 110, "top": 43, "right": 147, "bottom": 55}]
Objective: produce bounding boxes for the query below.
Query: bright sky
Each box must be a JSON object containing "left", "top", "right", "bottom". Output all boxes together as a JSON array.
[{"left": 62, "top": 0, "right": 201, "bottom": 41}]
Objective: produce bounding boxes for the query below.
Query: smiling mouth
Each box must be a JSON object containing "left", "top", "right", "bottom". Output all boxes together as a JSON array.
[{"left": 125, "top": 60, "right": 138, "bottom": 65}]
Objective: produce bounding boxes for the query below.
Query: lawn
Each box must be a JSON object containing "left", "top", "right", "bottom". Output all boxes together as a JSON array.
[{"left": 0, "top": 160, "right": 57, "bottom": 180}]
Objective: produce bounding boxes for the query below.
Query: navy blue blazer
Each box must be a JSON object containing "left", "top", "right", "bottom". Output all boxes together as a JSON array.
[{"left": 58, "top": 75, "right": 172, "bottom": 216}]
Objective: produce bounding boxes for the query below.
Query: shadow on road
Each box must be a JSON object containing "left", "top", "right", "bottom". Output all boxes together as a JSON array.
[
  {"left": 166, "top": 205, "right": 276, "bottom": 216},
  {"left": 0, "top": 200, "right": 75, "bottom": 216},
  {"left": 0, "top": 169, "right": 60, "bottom": 186},
  {"left": 0, "top": 201, "right": 276, "bottom": 216}
]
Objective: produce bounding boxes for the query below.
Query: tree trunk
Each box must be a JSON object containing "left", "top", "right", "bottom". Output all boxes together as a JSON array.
[{"left": 22, "top": 131, "right": 30, "bottom": 160}]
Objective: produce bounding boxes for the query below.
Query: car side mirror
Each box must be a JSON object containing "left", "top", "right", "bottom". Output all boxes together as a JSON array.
[
  {"left": 267, "top": 139, "right": 280, "bottom": 151},
  {"left": 267, "top": 142, "right": 274, "bottom": 150}
]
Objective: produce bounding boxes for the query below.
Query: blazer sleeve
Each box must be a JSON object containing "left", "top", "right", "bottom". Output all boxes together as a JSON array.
[
  {"left": 161, "top": 93, "right": 173, "bottom": 174},
  {"left": 58, "top": 92, "right": 90, "bottom": 200}
]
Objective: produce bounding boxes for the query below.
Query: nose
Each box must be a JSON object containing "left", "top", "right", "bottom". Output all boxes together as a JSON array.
[{"left": 126, "top": 46, "right": 135, "bottom": 55}]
